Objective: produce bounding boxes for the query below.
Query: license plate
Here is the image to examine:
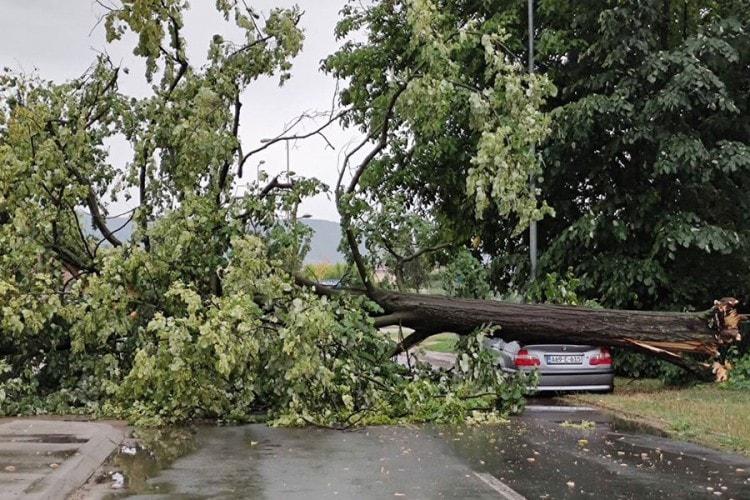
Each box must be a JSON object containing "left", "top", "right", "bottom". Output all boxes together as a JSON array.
[{"left": 546, "top": 354, "right": 583, "bottom": 365}]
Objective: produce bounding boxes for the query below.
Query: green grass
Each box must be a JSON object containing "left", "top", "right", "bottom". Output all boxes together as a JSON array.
[
  {"left": 420, "top": 333, "right": 459, "bottom": 353},
  {"left": 567, "top": 377, "right": 750, "bottom": 456},
  {"left": 384, "top": 329, "right": 459, "bottom": 353}
]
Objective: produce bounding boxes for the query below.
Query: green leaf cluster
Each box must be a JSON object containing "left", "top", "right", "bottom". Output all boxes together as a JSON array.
[{"left": 326, "top": 0, "right": 555, "bottom": 266}]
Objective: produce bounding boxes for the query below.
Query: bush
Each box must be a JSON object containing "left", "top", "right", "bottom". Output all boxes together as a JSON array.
[
  {"left": 524, "top": 272, "right": 701, "bottom": 385},
  {"left": 726, "top": 355, "right": 750, "bottom": 389},
  {"left": 723, "top": 345, "right": 750, "bottom": 390},
  {"left": 612, "top": 351, "right": 666, "bottom": 379},
  {"left": 612, "top": 351, "right": 698, "bottom": 386}
]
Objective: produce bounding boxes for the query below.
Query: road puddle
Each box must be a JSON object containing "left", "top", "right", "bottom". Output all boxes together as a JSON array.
[
  {"left": 97, "top": 427, "right": 197, "bottom": 497},
  {"left": 610, "top": 414, "right": 671, "bottom": 438},
  {"left": 0, "top": 447, "right": 79, "bottom": 473},
  {"left": 0, "top": 433, "right": 88, "bottom": 443}
]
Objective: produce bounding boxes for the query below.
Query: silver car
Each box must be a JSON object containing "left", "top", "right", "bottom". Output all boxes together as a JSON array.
[{"left": 485, "top": 338, "right": 614, "bottom": 393}]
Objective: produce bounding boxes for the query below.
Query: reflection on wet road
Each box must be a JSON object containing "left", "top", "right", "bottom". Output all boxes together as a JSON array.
[
  {"left": 445, "top": 407, "right": 750, "bottom": 499},
  {"left": 108, "top": 407, "right": 750, "bottom": 499}
]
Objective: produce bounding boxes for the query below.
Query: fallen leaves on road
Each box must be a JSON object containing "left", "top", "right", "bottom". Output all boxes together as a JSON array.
[{"left": 561, "top": 420, "right": 595, "bottom": 430}]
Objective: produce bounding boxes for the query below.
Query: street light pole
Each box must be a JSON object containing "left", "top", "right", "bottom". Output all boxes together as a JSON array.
[
  {"left": 258, "top": 137, "right": 292, "bottom": 220},
  {"left": 528, "top": 0, "right": 538, "bottom": 281},
  {"left": 285, "top": 140, "right": 290, "bottom": 179}
]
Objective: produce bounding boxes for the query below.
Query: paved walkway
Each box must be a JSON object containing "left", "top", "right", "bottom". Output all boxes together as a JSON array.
[{"left": 0, "top": 419, "right": 125, "bottom": 499}]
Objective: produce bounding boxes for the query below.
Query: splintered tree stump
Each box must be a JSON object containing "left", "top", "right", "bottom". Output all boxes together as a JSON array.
[{"left": 369, "top": 291, "right": 745, "bottom": 379}]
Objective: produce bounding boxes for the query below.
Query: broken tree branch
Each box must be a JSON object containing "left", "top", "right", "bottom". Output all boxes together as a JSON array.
[
  {"left": 84, "top": 65, "right": 120, "bottom": 128},
  {"left": 259, "top": 175, "right": 294, "bottom": 198},
  {"left": 218, "top": 89, "right": 243, "bottom": 203},
  {"left": 336, "top": 84, "right": 409, "bottom": 297},
  {"left": 86, "top": 188, "right": 122, "bottom": 247},
  {"left": 373, "top": 311, "right": 418, "bottom": 328},
  {"left": 345, "top": 84, "right": 407, "bottom": 197},
  {"left": 239, "top": 110, "right": 347, "bottom": 174},
  {"left": 401, "top": 241, "right": 453, "bottom": 264},
  {"left": 392, "top": 328, "right": 441, "bottom": 357}
]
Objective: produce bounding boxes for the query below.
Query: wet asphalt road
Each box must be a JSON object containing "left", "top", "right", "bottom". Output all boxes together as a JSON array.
[{"left": 104, "top": 407, "right": 750, "bottom": 499}]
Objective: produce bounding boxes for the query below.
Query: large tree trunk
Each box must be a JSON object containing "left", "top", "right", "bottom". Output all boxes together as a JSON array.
[
  {"left": 294, "top": 274, "right": 745, "bottom": 379},
  {"left": 370, "top": 290, "right": 745, "bottom": 379}
]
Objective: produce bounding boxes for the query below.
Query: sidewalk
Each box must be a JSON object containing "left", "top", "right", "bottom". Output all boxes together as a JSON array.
[{"left": 0, "top": 418, "right": 125, "bottom": 499}]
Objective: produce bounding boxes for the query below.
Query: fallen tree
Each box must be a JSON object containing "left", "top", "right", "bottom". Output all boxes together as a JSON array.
[
  {"left": 3, "top": 1, "right": 747, "bottom": 428},
  {"left": 376, "top": 292, "right": 744, "bottom": 378},
  {"left": 295, "top": 273, "right": 745, "bottom": 379}
]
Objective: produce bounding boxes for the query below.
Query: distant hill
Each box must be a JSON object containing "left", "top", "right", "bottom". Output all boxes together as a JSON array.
[
  {"left": 302, "top": 218, "right": 346, "bottom": 263},
  {"left": 80, "top": 212, "right": 134, "bottom": 243},
  {"left": 79, "top": 212, "right": 346, "bottom": 264}
]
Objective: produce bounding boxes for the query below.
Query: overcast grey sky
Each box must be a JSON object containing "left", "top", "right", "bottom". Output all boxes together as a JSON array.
[{"left": 0, "top": 0, "right": 360, "bottom": 221}]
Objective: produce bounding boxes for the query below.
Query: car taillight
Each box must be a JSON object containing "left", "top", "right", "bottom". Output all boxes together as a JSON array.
[
  {"left": 589, "top": 347, "right": 612, "bottom": 366},
  {"left": 515, "top": 348, "right": 540, "bottom": 367}
]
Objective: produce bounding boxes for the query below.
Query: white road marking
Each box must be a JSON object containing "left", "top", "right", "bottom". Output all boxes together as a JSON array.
[{"left": 473, "top": 472, "right": 527, "bottom": 500}]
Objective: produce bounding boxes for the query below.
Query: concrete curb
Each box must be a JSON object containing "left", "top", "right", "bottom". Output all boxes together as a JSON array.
[
  {"left": 36, "top": 425, "right": 124, "bottom": 500},
  {"left": 0, "top": 420, "right": 125, "bottom": 500}
]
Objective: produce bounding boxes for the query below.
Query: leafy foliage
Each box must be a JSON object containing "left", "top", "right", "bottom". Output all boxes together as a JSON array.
[
  {"left": 3, "top": 0, "right": 743, "bottom": 424},
  {"left": 453, "top": 330, "right": 530, "bottom": 417},
  {"left": 0, "top": 0, "right": 533, "bottom": 426},
  {"left": 440, "top": 248, "right": 492, "bottom": 299},
  {"left": 525, "top": 271, "right": 598, "bottom": 307},
  {"left": 326, "top": 0, "right": 555, "bottom": 267},
  {"left": 721, "top": 342, "right": 750, "bottom": 390},
  {"left": 492, "top": 0, "right": 750, "bottom": 310}
]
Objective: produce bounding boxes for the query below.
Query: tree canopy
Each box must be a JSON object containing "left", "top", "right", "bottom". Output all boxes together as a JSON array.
[
  {"left": 329, "top": 0, "right": 750, "bottom": 310},
  {"left": 0, "top": 0, "right": 747, "bottom": 424}
]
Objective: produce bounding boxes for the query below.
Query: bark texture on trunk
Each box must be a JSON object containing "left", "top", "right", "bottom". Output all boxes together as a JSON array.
[
  {"left": 295, "top": 272, "right": 744, "bottom": 378},
  {"left": 371, "top": 291, "right": 744, "bottom": 378}
]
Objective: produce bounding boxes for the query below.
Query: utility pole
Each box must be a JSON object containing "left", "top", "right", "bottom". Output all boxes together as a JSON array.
[{"left": 528, "top": 0, "right": 538, "bottom": 281}]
